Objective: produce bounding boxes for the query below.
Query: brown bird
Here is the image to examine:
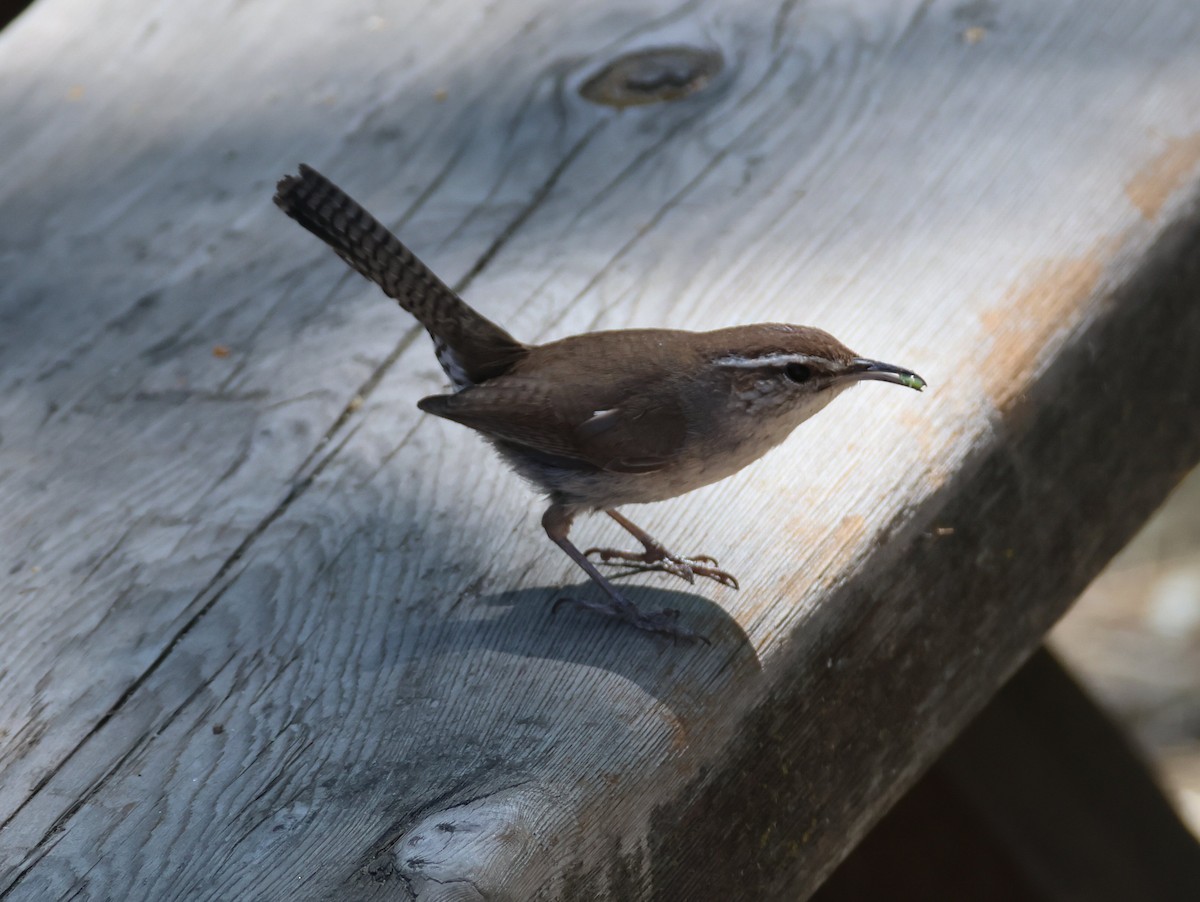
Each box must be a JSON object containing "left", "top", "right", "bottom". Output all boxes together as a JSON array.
[{"left": 274, "top": 165, "right": 925, "bottom": 641}]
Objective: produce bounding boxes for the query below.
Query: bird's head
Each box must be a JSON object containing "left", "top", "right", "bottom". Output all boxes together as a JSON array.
[{"left": 703, "top": 323, "right": 925, "bottom": 426}]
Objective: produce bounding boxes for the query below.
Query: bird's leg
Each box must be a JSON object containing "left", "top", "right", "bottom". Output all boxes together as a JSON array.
[
  {"left": 543, "top": 505, "right": 708, "bottom": 643},
  {"left": 584, "top": 509, "right": 739, "bottom": 590}
]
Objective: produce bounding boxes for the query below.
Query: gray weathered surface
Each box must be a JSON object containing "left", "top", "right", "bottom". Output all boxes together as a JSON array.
[{"left": 2, "top": 0, "right": 1200, "bottom": 898}]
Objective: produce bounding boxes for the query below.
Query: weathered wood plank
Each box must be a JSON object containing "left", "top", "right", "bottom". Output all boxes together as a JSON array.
[
  {"left": 2, "top": 0, "right": 1200, "bottom": 898},
  {"left": 1, "top": 0, "right": 607, "bottom": 847}
]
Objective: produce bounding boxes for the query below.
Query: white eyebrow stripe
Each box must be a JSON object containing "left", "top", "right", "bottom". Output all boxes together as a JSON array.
[{"left": 712, "top": 353, "right": 822, "bottom": 369}]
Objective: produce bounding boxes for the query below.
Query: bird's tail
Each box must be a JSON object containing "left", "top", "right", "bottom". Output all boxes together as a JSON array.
[{"left": 274, "top": 165, "right": 527, "bottom": 385}]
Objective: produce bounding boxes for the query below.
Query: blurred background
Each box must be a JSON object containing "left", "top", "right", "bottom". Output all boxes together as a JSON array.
[{"left": 1053, "top": 466, "right": 1200, "bottom": 839}]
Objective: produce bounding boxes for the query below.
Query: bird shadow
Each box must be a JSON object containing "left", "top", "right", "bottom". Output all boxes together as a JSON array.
[{"left": 415, "top": 576, "right": 762, "bottom": 718}]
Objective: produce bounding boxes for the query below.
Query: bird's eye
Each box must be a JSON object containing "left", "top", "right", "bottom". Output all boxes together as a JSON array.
[{"left": 784, "top": 362, "right": 813, "bottom": 383}]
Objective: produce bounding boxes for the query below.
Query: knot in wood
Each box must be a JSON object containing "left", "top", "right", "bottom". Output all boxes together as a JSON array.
[{"left": 580, "top": 45, "right": 723, "bottom": 108}]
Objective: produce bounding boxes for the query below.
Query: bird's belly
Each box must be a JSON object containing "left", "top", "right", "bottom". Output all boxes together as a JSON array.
[{"left": 531, "top": 432, "right": 790, "bottom": 509}]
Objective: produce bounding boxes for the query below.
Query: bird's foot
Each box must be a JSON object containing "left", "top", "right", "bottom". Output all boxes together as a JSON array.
[
  {"left": 552, "top": 593, "right": 710, "bottom": 644},
  {"left": 584, "top": 546, "right": 739, "bottom": 589}
]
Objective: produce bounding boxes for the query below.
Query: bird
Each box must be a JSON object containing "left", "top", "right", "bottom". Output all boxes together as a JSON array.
[{"left": 274, "top": 165, "right": 925, "bottom": 641}]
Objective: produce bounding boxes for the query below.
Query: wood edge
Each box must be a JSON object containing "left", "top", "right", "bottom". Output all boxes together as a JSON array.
[{"left": 604, "top": 195, "right": 1200, "bottom": 899}]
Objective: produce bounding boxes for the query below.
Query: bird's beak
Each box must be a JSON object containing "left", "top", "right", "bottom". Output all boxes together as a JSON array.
[{"left": 844, "top": 358, "right": 927, "bottom": 391}]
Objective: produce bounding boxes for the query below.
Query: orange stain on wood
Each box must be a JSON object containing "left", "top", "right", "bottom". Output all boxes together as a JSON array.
[
  {"left": 668, "top": 721, "right": 691, "bottom": 755},
  {"left": 736, "top": 511, "right": 868, "bottom": 623},
  {"left": 827, "top": 513, "right": 867, "bottom": 554},
  {"left": 1125, "top": 133, "right": 1200, "bottom": 220},
  {"left": 757, "top": 513, "right": 870, "bottom": 615},
  {"left": 980, "top": 254, "right": 1106, "bottom": 415},
  {"left": 896, "top": 408, "right": 936, "bottom": 455}
]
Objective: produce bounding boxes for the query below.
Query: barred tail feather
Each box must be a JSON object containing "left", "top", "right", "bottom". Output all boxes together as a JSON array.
[{"left": 274, "top": 165, "right": 527, "bottom": 384}]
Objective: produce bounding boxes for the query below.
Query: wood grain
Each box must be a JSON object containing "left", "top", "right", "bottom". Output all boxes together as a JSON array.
[{"left": 2, "top": 0, "right": 1200, "bottom": 898}]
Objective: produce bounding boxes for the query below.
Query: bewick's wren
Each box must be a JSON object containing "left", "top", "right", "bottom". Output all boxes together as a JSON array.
[{"left": 275, "top": 166, "right": 925, "bottom": 641}]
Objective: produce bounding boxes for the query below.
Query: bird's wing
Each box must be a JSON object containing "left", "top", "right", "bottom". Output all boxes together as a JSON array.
[{"left": 417, "top": 376, "right": 687, "bottom": 474}]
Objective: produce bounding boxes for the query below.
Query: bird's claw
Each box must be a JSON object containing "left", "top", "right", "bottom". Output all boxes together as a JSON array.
[{"left": 584, "top": 546, "right": 738, "bottom": 590}]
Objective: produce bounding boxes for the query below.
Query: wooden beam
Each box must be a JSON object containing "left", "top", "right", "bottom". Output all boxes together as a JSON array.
[
  {"left": 818, "top": 649, "right": 1200, "bottom": 901},
  {"left": 2, "top": 1, "right": 1200, "bottom": 898}
]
